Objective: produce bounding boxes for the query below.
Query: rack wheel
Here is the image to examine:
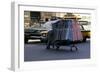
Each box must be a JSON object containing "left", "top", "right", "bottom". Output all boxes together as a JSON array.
[
  {"left": 70, "top": 46, "right": 78, "bottom": 51},
  {"left": 56, "top": 45, "right": 60, "bottom": 50},
  {"left": 46, "top": 46, "right": 51, "bottom": 50}
]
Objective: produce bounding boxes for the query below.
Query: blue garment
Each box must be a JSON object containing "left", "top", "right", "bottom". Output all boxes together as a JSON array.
[{"left": 66, "top": 20, "right": 73, "bottom": 41}]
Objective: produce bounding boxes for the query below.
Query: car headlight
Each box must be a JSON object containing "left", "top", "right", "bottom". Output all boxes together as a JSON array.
[
  {"left": 41, "top": 33, "right": 47, "bottom": 37},
  {"left": 41, "top": 31, "right": 48, "bottom": 37}
]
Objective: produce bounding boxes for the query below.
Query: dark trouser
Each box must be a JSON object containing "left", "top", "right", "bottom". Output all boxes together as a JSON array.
[{"left": 46, "top": 30, "right": 54, "bottom": 49}]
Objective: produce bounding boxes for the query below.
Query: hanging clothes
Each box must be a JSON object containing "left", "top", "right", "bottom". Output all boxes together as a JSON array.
[
  {"left": 52, "top": 20, "right": 67, "bottom": 41},
  {"left": 72, "top": 19, "right": 83, "bottom": 41},
  {"left": 52, "top": 19, "right": 83, "bottom": 42},
  {"left": 65, "top": 19, "right": 73, "bottom": 41},
  {"left": 65, "top": 19, "right": 83, "bottom": 41}
]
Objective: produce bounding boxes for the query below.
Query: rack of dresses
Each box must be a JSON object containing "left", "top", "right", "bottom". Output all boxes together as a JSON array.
[{"left": 46, "top": 18, "right": 83, "bottom": 51}]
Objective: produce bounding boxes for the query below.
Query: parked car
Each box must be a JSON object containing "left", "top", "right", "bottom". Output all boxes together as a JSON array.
[
  {"left": 79, "top": 21, "right": 90, "bottom": 42},
  {"left": 24, "top": 27, "right": 48, "bottom": 43}
]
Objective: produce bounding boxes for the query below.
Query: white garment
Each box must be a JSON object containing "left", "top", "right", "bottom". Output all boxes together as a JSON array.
[{"left": 42, "top": 19, "right": 60, "bottom": 31}]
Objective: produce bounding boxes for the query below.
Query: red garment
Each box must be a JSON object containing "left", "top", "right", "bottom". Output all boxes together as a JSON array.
[{"left": 72, "top": 20, "right": 83, "bottom": 41}]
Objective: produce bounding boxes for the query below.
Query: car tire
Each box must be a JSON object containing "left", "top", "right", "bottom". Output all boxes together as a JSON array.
[{"left": 25, "top": 38, "right": 28, "bottom": 43}]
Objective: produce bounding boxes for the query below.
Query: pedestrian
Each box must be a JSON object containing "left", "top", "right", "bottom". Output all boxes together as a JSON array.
[{"left": 42, "top": 18, "right": 60, "bottom": 49}]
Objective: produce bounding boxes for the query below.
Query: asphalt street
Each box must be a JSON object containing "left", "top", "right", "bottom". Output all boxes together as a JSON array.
[{"left": 24, "top": 40, "right": 90, "bottom": 61}]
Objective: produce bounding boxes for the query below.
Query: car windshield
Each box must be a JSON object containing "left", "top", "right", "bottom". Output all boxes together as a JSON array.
[
  {"left": 80, "top": 24, "right": 90, "bottom": 31},
  {"left": 79, "top": 21, "right": 90, "bottom": 31},
  {"left": 82, "top": 25, "right": 90, "bottom": 30}
]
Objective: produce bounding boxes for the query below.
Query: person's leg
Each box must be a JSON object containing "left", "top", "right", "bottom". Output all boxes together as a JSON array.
[
  {"left": 46, "top": 40, "right": 51, "bottom": 49},
  {"left": 46, "top": 30, "right": 52, "bottom": 49}
]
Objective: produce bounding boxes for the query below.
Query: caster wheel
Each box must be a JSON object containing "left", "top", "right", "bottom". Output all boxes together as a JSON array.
[
  {"left": 56, "top": 45, "right": 60, "bottom": 50},
  {"left": 70, "top": 46, "right": 78, "bottom": 51},
  {"left": 46, "top": 46, "right": 50, "bottom": 50},
  {"left": 56, "top": 48, "right": 59, "bottom": 50}
]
